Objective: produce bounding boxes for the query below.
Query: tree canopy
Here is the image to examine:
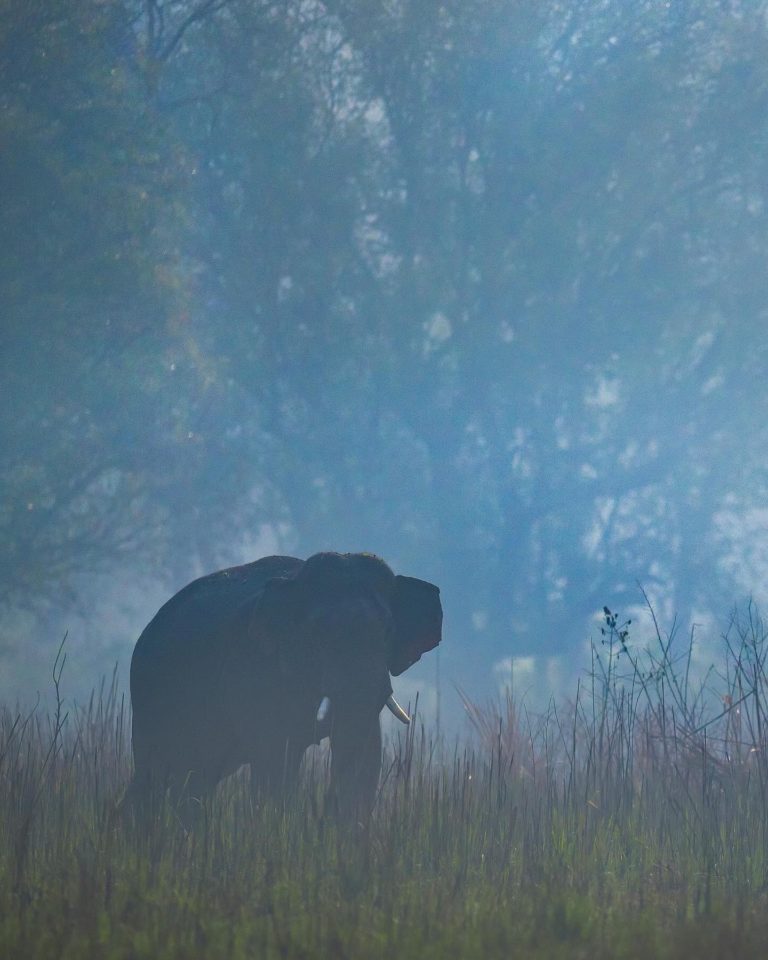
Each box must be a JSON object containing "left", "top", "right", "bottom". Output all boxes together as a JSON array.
[{"left": 3, "top": 0, "right": 768, "bottom": 695}]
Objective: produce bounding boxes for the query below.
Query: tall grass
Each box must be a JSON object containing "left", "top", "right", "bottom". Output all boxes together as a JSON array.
[{"left": 3, "top": 605, "right": 768, "bottom": 959}]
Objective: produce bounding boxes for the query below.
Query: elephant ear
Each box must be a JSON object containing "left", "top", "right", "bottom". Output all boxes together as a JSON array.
[{"left": 388, "top": 575, "right": 443, "bottom": 676}]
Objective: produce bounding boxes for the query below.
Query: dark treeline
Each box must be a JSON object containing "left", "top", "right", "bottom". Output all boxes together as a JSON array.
[{"left": 2, "top": 0, "right": 768, "bottom": 694}]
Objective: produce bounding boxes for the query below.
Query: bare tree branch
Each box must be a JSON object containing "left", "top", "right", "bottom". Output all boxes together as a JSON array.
[{"left": 158, "top": 0, "right": 230, "bottom": 62}]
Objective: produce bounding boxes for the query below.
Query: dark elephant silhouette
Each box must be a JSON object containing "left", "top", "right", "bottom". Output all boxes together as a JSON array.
[{"left": 127, "top": 551, "right": 442, "bottom": 820}]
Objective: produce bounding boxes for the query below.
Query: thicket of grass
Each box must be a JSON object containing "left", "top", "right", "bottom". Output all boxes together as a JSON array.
[{"left": 3, "top": 605, "right": 768, "bottom": 959}]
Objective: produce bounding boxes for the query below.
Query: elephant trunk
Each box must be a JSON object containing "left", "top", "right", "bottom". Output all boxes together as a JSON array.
[{"left": 328, "top": 705, "right": 382, "bottom": 820}]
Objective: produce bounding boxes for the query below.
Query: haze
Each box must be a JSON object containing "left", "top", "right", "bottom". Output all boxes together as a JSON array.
[{"left": 2, "top": 0, "right": 767, "bottom": 720}]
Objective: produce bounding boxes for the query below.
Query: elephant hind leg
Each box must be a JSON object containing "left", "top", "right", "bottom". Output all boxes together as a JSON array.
[
  {"left": 128, "top": 715, "right": 240, "bottom": 828},
  {"left": 123, "top": 756, "right": 219, "bottom": 831}
]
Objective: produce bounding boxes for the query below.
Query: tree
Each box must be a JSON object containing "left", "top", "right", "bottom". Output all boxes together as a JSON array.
[{"left": 3, "top": 0, "right": 768, "bottom": 698}]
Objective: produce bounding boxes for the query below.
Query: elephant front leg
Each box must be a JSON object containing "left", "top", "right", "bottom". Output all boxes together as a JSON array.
[
  {"left": 250, "top": 735, "right": 306, "bottom": 804},
  {"left": 329, "top": 711, "right": 382, "bottom": 821}
]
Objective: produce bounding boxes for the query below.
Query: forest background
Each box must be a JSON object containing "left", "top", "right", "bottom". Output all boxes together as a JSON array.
[{"left": 2, "top": 0, "right": 768, "bottom": 721}]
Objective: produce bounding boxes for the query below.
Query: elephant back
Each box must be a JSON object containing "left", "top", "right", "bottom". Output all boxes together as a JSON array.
[{"left": 130, "top": 555, "right": 304, "bottom": 698}]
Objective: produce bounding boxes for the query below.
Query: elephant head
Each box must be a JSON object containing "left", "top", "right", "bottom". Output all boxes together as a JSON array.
[{"left": 248, "top": 552, "right": 443, "bottom": 814}]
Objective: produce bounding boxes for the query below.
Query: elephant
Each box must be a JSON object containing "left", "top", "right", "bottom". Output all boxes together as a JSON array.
[{"left": 127, "top": 551, "right": 442, "bottom": 821}]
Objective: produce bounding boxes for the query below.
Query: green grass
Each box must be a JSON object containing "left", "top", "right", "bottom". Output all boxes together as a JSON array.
[{"left": 3, "top": 606, "right": 768, "bottom": 959}]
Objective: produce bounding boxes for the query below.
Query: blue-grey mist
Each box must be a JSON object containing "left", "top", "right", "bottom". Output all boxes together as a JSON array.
[{"left": 2, "top": 0, "right": 767, "bottom": 734}]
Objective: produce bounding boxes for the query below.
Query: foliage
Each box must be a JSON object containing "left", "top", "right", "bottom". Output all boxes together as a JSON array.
[
  {"left": 3, "top": 608, "right": 768, "bottom": 957},
  {"left": 3, "top": 0, "right": 768, "bottom": 678},
  {"left": 0, "top": 0, "right": 183, "bottom": 599}
]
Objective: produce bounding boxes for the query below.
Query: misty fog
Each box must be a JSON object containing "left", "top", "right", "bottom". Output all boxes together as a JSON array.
[{"left": 2, "top": 0, "right": 768, "bottom": 725}]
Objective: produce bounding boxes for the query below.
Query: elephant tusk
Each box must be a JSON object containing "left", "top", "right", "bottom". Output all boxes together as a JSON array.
[
  {"left": 316, "top": 696, "right": 331, "bottom": 723},
  {"left": 385, "top": 694, "right": 411, "bottom": 725}
]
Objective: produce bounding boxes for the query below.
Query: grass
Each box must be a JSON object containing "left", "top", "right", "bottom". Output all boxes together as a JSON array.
[{"left": 3, "top": 604, "right": 768, "bottom": 959}]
